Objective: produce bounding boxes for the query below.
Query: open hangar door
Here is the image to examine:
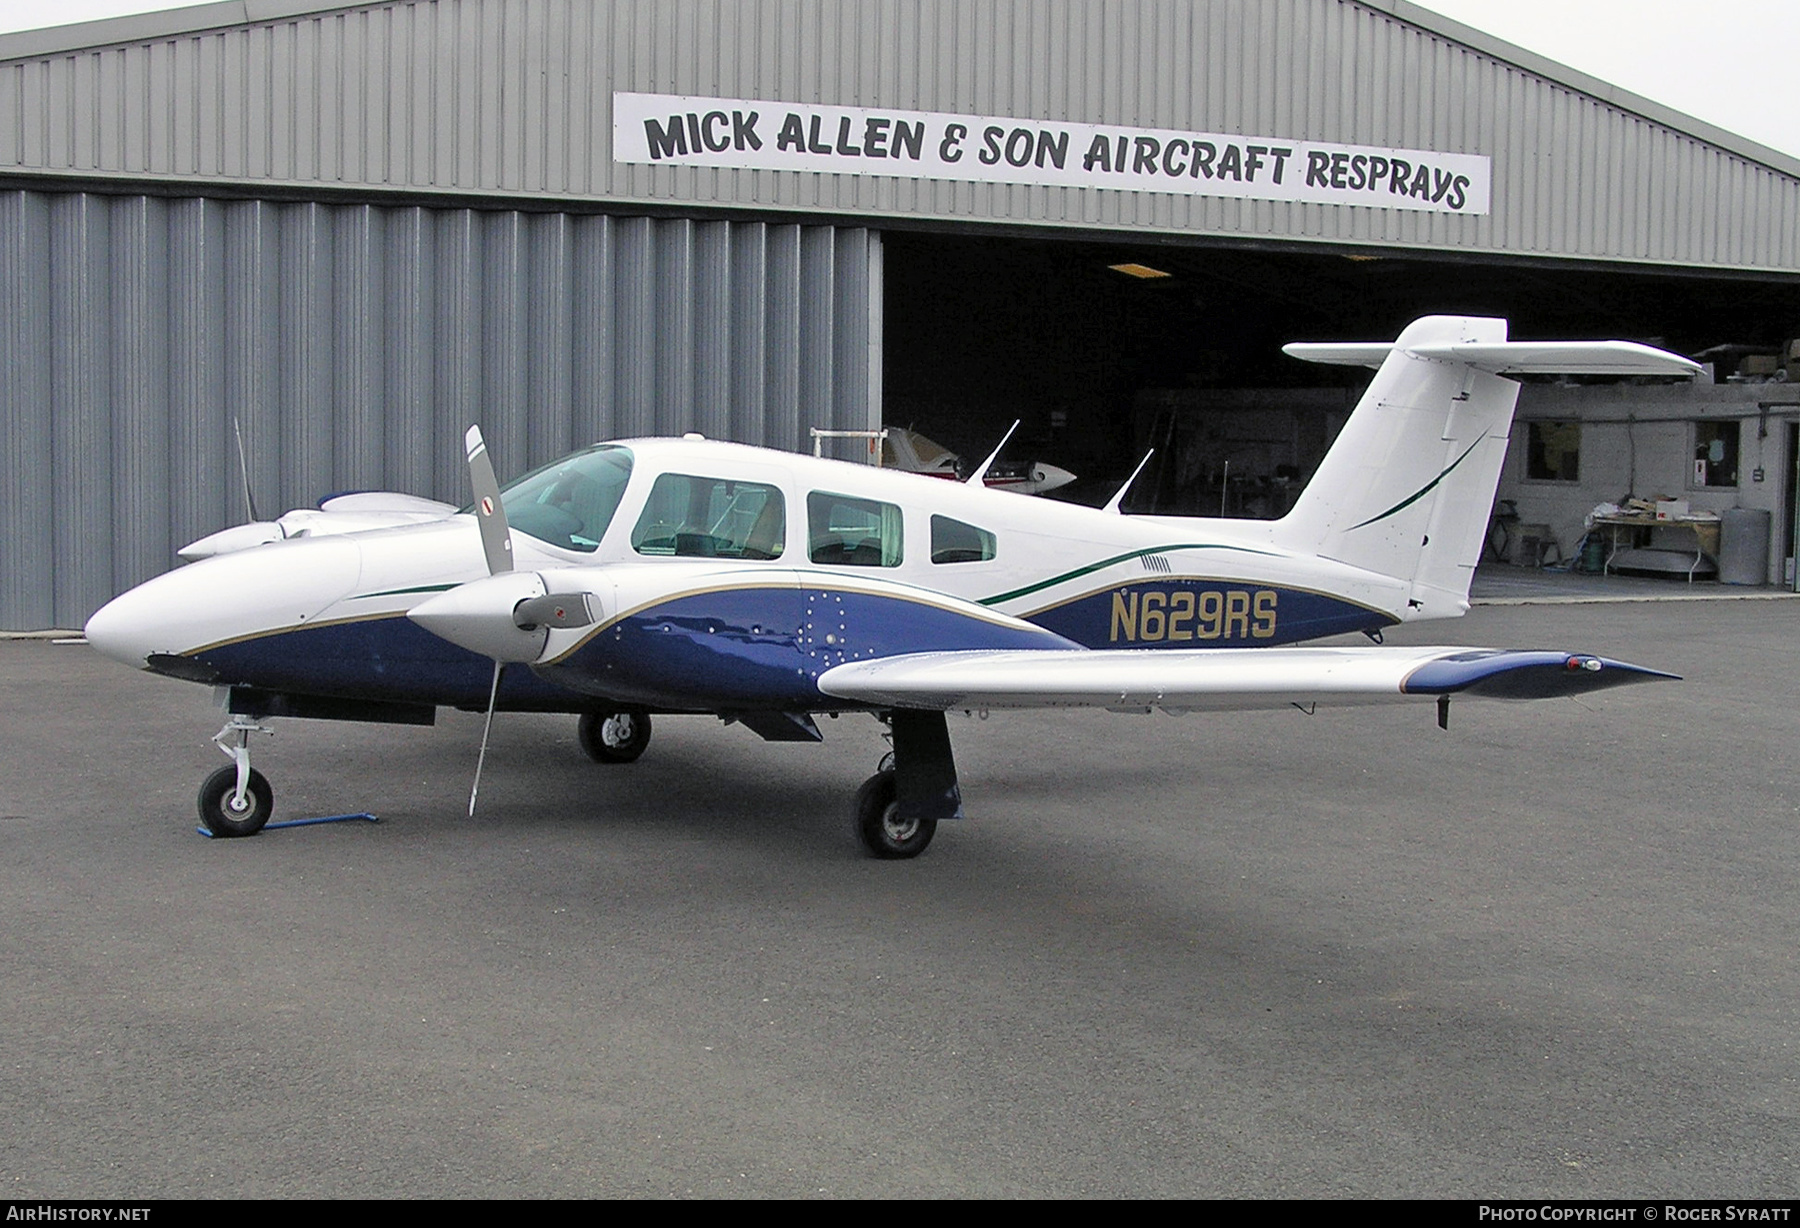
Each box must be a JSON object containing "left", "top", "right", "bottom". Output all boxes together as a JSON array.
[{"left": 882, "top": 229, "right": 1800, "bottom": 515}]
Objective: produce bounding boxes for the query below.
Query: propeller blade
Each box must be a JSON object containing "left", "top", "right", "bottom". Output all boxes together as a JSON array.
[
  {"left": 469, "top": 660, "right": 503, "bottom": 818},
  {"left": 465, "top": 425, "right": 513, "bottom": 576}
]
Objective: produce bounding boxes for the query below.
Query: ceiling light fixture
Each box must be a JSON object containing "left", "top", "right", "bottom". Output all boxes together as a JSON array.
[{"left": 1108, "top": 262, "right": 1173, "bottom": 279}]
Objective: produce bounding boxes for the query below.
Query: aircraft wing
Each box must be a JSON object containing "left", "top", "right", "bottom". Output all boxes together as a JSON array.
[{"left": 816, "top": 646, "right": 1675, "bottom": 712}]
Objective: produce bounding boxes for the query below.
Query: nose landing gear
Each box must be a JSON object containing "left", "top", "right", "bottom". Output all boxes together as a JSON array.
[{"left": 199, "top": 714, "right": 275, "bottom": 837}]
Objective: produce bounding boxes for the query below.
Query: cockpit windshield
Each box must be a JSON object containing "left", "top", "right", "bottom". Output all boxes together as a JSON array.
[{"left": 493, "top": 445, "right": 634, "bottom": 553}]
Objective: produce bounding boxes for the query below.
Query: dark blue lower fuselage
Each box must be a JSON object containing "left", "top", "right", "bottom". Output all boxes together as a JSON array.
[{"left": 180, "top": 579, "right": 1390, "bottom": 712}]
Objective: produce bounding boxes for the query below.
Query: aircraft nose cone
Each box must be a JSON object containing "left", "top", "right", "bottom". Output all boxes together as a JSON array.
[
  {"left": 84, "top": 590, "right": 154, "bottom": 668},
  {"left": 85, "top": 536, "right": 364, "bottom": 671}
]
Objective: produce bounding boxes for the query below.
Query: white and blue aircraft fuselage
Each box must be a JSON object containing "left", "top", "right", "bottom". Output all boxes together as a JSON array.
[{"left": 85, "top": 317, "right": 1692, "bottom": 855}]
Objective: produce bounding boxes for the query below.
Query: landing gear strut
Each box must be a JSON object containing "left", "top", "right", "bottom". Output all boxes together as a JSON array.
[
  {"left": 578, "top": 710, "right": 652, "bottom": 763},
  {"left": 199, "top": 714, "right": 275, "bottom": 836},
  {"left": 853, "top": 710, "right": 963, "bottom": 859}
]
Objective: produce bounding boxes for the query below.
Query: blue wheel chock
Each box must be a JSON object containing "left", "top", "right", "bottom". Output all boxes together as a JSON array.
[{"left": 195, "top": 812, "right": 379, "bottom": 838}]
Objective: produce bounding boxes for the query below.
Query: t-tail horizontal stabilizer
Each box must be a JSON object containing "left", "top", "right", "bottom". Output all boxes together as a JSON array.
[{"left": 1283, "top": 339, "right": 1704, "bottom": 377}]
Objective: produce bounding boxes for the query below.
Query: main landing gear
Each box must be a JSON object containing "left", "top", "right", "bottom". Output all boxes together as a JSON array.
[
  {"left": 854, "top": 767, "right": 934, "bottom": 859},
  {"left": 198, "top": 714, "right": 275, "bottom": 837},
  {"left": 578, "top": 710, "right": 652, "bottom": 763},
  {"left": 853, "top": 710, "right": 964, "bottom": 860}
]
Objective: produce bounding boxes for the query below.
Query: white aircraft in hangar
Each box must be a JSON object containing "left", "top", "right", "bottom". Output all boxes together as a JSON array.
[{"left": 85, "top": 316, "right": 1693, "bottom": 856}]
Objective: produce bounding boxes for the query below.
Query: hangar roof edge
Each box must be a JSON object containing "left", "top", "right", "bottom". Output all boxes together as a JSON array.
[
  {"left": 0, "top": 1, "right": 340, "bottom": 59},
  {"left": 1372, "top": 1, "right": 1799, "bottom": 181},
  {"left": 1, "top": 0, "right": 1796, "bottom": 184}
]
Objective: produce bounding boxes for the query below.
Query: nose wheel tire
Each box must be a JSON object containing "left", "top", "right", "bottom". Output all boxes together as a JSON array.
[
  {"left": 854, "top": 769, "right": 936, "bottom": 859},
  {"left": 198, "top": 765, "right": 274, "bottom": 837},
  {"left": 578, "top": 710, "right": 652, "bottom": 764}
]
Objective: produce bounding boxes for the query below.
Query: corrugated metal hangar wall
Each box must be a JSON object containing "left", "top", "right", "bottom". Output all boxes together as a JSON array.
[
  {"left": 2, "top": 0, "right": 1799, "bottom": 629},
  {"left": 0, "top": 195, "right": 878, "bottom": 628}
]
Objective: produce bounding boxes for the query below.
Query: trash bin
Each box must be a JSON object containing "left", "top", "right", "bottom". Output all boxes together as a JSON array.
[{"left": 1719, "top": 508, "right": 1771, "bottom": 585}]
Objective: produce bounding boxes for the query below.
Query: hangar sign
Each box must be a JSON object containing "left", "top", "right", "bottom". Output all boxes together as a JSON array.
[{"left": 614, "top": 92, "right": 1490, "bottom": 215}]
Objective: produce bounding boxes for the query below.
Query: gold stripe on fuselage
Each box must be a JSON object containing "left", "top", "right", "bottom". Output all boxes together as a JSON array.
[{"left": 183, "top": 608, "right": 413, "bottom": 657}]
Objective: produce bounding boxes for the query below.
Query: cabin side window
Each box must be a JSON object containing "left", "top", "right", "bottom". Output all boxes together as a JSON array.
[
  {"left": 808, "top": 492, "right": 903, "bottom": 567},
  {"left": 930, "top": 515, "right": 997, "bottom": 563},
  {"left": 630, "top": 473, "right": 786, "bottom": 559}
]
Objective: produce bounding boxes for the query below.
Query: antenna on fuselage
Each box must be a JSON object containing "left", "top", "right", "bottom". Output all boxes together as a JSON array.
[
  {"left": 232, "top": 416, "right": 261, "bottom": 523},
  {"left": 1103, "top": 450, "right": 1156, "bottom": 515},
  {"left": 965, "top": 420, "right": 1020, "bottom": 487}
]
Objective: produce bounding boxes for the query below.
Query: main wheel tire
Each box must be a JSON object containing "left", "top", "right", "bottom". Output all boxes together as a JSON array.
[
  {"left": 198, "top": 765, "right": 274, "bottom": 837},
  {"left": 854, "top": 769, "right": 937, "bottom": 859},
  {"left": 578, "top": 710, "right": 652, "bottom": 764}
]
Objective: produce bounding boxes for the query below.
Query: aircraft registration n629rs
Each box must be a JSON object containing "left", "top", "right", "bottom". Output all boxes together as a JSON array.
[{"left": 85, "top": 316, "right": 1692, "bottom": 857}]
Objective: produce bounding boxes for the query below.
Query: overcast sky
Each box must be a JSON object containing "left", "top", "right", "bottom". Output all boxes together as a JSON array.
[
  {"left": 1414, "top": 0, "right": 1800, "bottom": 160},
  {"left": 0, "top": 0, "right": 1795, "bottom": 161}
]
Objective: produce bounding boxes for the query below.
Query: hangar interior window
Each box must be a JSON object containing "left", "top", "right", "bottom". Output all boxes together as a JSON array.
[
  {"left": 1693, "top": 422, "right": 1740, "bottom": 488},
  {"left": 930, "top": 515, "right": 997, "bottom": 563},
  {"left": 498, "top": 444, "right": 634, "bottom": 553},
  {"left": 809, "top": 492, "right": 903, "bottom": 566},
  {"left": 1525, "top": 421, "right": 1581, "bottom": 482},
  {"left": 630, "top": 474, "right": 785, "bottom": 559}
]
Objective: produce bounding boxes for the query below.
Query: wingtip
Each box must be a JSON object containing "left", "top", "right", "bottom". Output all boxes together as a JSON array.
[{"left": 1402, "top": 650, "right": 1680, "bottom": 699}]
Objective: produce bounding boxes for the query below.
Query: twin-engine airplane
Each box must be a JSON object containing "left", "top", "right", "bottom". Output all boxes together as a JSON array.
[{"left": 85, "top": 316, "right": 1692, "bottom": 856}]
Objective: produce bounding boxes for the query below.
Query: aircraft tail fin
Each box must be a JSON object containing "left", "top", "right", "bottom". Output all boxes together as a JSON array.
[{"left": 1274, "top": 316, "right": 1698, "bottom": 620}]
